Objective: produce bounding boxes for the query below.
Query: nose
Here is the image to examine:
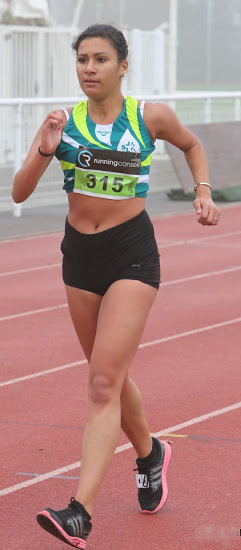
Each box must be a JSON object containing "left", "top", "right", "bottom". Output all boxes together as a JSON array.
[{"left": 85, "top": 60, "right": 96, "bottom": 74}]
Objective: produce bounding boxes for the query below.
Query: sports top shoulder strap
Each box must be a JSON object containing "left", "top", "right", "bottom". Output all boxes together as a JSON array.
[
  {"left": 61, "top": 108, "right": 70, "bottom": 121},
  {"left": 140, "top": 101, "right": 145, "bottom": 119}
]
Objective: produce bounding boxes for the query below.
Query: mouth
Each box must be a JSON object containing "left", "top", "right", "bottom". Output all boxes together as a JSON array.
[{"left": 84, "top": 79, "right": 99, "bottom": 85}]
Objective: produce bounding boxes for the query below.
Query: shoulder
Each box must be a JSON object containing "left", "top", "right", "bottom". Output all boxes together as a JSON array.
[
  {"left": 139, "top": 101, "right": 199, "bottom": 151},
  {"left": 139, "top": 101, "right": 180, "bottom": 141}
]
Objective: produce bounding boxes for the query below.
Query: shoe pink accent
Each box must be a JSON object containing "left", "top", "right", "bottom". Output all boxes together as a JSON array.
[
  {"left": 141, "top": 440, "right": 172, "bottom": 515},
  {"left": 38, "top": 510, "right": 86, "bottom": 548}
]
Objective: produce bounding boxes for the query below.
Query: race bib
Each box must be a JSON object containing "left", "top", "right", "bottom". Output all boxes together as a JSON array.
[{"left": 74, "top": 146, "right": 141, "bottom": 198}]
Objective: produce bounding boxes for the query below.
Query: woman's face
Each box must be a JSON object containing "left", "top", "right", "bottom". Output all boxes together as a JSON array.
[{"left": 76, "top": 37, "right": 128, "bottom": 99}]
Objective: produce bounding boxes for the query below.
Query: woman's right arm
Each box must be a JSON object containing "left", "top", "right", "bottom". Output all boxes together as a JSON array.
[{"left": 12, "top": 110, "right": 64, "bottom": 203}]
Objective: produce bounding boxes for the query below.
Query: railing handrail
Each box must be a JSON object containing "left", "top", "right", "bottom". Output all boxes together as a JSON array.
[
  {"left": 1, "top": 91, "right": 241, "bottom": 106},
  {"left": 2, "top": 91, "right": 241, "bottom": 217}
]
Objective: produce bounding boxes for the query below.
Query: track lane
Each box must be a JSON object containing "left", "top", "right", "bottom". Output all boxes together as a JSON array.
[
  {"left": 1, "top": 248, "right": 241, "bottom": 318},
  {"left": 153, "top": 204, "right": 241, "bottom": 244},
  {"left": 1, "top": 410, "right": 241, "bottom": 549},
  {"left": 0, "top": 233, "right": 63, "bottom": 273},
  {"left": 1, "top": 269, "right": 240, "bottom": 383},
  {"left": 0, "top": 267, "right": 64, "bottom": 317},
  {"left": 1, "top": 208, "right": 240, "bottom": 319},
  {"left": 1, "top": 321, "right": 240, "bottom": 493},
  {"left": 1, "top": 204, "right": 240, "bottom": 275},
  {"left": 1, "top": 205, "right": 241, "bottom": 550}
]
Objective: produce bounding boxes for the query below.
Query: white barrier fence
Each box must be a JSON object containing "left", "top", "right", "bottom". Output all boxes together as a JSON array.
[
  {"left": 1, "top": 91, "right": 241, "bottom": 216},
  {"left": 0, "top": 26, "right": 166, "bottom": 99}
]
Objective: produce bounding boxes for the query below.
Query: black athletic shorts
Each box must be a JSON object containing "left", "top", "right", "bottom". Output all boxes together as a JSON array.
[{"left": 61, "top": 209, "right": 160, "bottom": 295}]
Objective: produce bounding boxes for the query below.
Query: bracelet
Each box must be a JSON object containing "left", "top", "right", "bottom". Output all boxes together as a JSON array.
[
  {"left": 38, "top": 146, "right": 55, "bottom": 157},
  {"left": 193, "top": 182, "right": 212, "bottom": 192}
]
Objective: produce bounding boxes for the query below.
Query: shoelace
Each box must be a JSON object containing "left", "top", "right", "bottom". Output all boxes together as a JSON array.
[
  {"left": 133, "top": 459, "right": 154, "bottom": 472},
  {"left": 68, "top": 497, "right": 81, "bottom": 511},
  {"left": 57, "top": 498, "right": 82, "bottom": 522}
]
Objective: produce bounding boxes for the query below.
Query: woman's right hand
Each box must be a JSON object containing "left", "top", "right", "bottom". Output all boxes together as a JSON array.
[
  {"left": 12, "top": 109, "right": 66, "bottom": 203},
  {"left": 40, "top": 110, "right": 64, "bottom": 154}
]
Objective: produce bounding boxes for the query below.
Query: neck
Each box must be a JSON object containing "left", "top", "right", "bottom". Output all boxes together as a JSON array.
[{"left": 87, "top": 92, "right": 125, "bottom": 124}]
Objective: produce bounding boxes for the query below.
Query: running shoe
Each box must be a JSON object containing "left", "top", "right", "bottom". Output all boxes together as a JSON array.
[
  {"left": 134, "top": 437, "right": 172, "bottom": 514},
  {"left": 36, "top": 497, "right": 92, "bottom": 548}
]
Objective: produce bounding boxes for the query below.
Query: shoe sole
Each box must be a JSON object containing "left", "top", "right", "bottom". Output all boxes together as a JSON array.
[
  {"left": 141, "top": 440, "right": 172, "bottom": 515},
  {"left": 37, "top": 510, "right": 86, "bottom": 549}
]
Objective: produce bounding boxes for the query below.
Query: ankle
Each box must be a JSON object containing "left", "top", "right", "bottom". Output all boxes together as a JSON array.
[
  {"left": 136, "top": 436, "right": 153, "bottom": 460},
  {"left": 137, "top": 437, "right": 157, "bottom": 463}
]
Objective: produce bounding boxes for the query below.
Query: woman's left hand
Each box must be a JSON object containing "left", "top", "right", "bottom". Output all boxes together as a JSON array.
[{"left": 193, "top": 196, "right": 221, "bottom": 226}]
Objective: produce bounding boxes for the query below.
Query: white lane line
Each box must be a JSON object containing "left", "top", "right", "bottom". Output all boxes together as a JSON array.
[
  {"left": 156, "top": 230, "right": 241, "bottom": 249},
  {"left": 0, "top": 263, "right": 61, "bottom": 278},
  {"left": 0, "top": 304, "right": 67, "bottom": 322},
  {"left": 0, "top": 462, "right": 81, "bottom": 496},
  {"left": 115, "top": 400, "right": 241, "bottom": 454},
  {"left": 1, "top": 264, "right": 240, "bottom": 322},
  {"left": 1, "top": 261, "right": 241, "bottom": 283},
  {"left": 1, "top": 399, "right": 241, "bottom": 496},
  {"left": 161, "top": 265, "right": 241, "bottom": 286},
  {"left": 0, "top": 360, "right": 87, "bottom": 388},
  {"left": 0, "top": 232, "right": 62, "bottom": 245},
  {"left": 138, "top": 316, "right": 241, "bottom": 349},
  {"left": 1, "top": 316, "right": 241, "bottom": 388},
  {"left": 0, "top": 227, "right": 240, "bottom": 249}
]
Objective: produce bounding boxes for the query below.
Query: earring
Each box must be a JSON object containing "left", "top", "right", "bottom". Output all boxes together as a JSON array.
[{"left": 123, "top": 73, "right": 127, "bottom": 77}]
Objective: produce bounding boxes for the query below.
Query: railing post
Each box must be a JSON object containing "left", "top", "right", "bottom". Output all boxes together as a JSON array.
[
  {"left": 13, "top": 102, "right": 23, "bottom": 217},
  {"left": 204, "top": 97, "right": 211, "bottom": 123},
  {"left": 234, "top": 97, "right": 240, "bottom": 121}
]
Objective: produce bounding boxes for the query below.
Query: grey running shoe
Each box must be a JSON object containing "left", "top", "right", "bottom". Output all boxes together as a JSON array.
[{"left": 135, "top": 437, "right": 172, "bottom": 514}]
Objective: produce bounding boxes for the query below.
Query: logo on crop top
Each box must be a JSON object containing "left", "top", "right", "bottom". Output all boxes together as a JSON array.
[
  {"left": 117, "top": 129, "right": 140, "bottom": 153},
  {"left": 77, "top": 149, "right": 93, "bottom": 168},
  {"left": 76, "top": 145, "right": 141, "bottom": 175}
]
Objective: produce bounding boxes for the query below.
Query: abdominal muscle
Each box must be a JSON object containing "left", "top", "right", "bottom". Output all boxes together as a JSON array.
[{"left": 67, "top": 192, "right": 146, "bottom": 233}]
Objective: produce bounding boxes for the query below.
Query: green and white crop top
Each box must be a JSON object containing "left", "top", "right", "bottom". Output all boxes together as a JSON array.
[{"left": 55, "top": 96, "right": 155, "bottom": 200}]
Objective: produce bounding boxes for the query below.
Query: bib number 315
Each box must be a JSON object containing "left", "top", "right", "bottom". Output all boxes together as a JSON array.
[{"left": 86, "top": 173, "right": 124, "bottom": 193}]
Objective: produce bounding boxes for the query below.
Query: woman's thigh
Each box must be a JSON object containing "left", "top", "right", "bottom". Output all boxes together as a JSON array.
[
  {"left": 89, "top": 279, "right": 157, "bottom": 391},
  {"left": 65, "top": 284, "right": 102, "bottom": 361}
]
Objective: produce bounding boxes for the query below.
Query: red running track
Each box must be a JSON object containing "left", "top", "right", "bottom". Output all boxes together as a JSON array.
[{"left": 1, "top": 204, "right": 241, "bottom": 550}]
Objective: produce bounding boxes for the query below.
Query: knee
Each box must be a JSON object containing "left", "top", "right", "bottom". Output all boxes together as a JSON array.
[{"left": 89, "top": 374, "right": 117, "bottom": 406}]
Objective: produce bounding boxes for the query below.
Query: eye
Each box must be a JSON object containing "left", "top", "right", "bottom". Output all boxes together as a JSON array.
[
  {"left": 98, "top": 57, "right": 107, "bottom": 63},
  {"left": 77, "top": 57, "right": 86, "bottom": 64}
]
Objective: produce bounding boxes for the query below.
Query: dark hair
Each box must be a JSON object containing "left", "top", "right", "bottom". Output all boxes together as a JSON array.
[{"left": 72, "top": 24, "right": 128, "bottom": 63}]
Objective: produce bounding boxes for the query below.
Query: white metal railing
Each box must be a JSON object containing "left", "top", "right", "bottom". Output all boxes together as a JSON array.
[
  {"left": 0, "top": 26, "right": 165, "bottom": 99},
  {"left": 1, "top": 91, "right": 241, "bottom": 217}
]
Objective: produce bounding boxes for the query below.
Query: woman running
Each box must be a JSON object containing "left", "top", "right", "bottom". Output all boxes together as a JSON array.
[{"left": 12, "top": 23, "right": 221, "bottom": 549}]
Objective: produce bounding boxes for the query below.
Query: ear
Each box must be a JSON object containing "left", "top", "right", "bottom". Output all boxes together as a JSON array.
[{"left": 120, "top": 60, "right": 128, "bottom": 77}]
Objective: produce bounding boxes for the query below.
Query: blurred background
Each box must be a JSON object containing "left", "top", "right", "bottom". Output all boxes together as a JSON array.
[{"left": 0, "top": 0, "right": 241, "bottom": 230}]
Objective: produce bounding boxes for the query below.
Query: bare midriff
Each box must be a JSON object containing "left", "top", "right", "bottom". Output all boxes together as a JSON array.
[{"left": 67, "top": 192, "right": 146, "bottom": 233}]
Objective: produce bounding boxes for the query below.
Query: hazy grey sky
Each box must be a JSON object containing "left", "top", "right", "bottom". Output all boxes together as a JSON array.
[
  {"left": 48, "top": 0, "right": 169, "bottom": 29},
  {"left": 47, "top": 0, "right": 241, "bottom": 89}
]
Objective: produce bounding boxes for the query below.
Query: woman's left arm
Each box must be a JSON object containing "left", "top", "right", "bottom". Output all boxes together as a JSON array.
[{"left": 144, "top": 102, "right": 221, "bottom": 226}]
